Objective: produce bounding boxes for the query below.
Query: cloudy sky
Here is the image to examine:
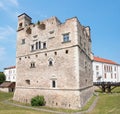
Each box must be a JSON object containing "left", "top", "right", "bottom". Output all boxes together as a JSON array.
[{"left": 0, "top": 0, "right": 120, "bottom": 71}]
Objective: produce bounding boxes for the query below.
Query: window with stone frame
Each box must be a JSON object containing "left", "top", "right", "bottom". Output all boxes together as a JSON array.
[
  {"left": 36, "top": 42, "right": 38, "bottom": 50},
  {"left": 22, "top": 39, "right": 25, "bottom": 44},
  {"left": 31, "top": 45, "right": 34, "bottom": 51},
  {"left": 30, "top": 62, "right": 36, "bottom": 68},
  {"left": 39, "top": 41, "right": 41, "bottom": 49},
  {"left": 52, "top": 80, "right": 56, "bottom": 88},
  {"left": 43, "top": 42, "right": 46, "bottom": 49},
  {"left": 63, "top": 33, "right": 70, "bottom": 42},
  {"left": 48, "top": 58, "right": 53, "bottom": 66}
]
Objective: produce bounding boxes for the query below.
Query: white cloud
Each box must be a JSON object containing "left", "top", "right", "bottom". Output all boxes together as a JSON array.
[
  {"left": 0, "top": 0, "right": 19, "bottom": 12},
  {"left": 9, "top": 0, "right": 19, "bottom": 7},
  {"left": 0, "top": 26, "right": 16, "bottom": 40}
]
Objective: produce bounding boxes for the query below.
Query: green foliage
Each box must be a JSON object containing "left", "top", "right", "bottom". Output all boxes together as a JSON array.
[
  {"left": 0, "top": 72, "right": 5, "bottom": 84},
  {"left": 31, "top": 95, "right": 45, "bottom": 106}
]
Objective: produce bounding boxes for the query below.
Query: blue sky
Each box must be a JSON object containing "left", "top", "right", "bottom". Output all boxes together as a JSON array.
[{"left": 0, "top": 0, "right": 120, "bottom": 71}]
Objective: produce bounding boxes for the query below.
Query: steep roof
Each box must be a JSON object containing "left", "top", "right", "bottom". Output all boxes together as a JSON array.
[{"left": 94, "top": 56, "right": 117, "bottom": 65}]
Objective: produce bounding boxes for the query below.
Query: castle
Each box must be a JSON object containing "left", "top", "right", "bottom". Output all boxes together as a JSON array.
[{"left": 13, "top": 13, "right": 93, "bottom": 109}]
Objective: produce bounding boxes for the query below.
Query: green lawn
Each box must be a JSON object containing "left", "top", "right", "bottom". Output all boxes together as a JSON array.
[
  {"left": 0, "top": 92, "right": 53, "bottom": 114},
  {"left": 87, "top": 87, "right": 120, "bottom": 114},
  {"left": 0, "top": 87, "right": 120, "bottom": 114}
]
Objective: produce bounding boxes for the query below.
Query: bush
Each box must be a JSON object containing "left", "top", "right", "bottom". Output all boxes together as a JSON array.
[
  {"left": 0, "top": 72, "right": 5, "bottom": 84},
  {"left": 31, "top": 95, "right": 45, "bottom": 106}
]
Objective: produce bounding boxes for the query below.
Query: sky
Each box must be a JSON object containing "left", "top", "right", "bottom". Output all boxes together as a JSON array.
[{"left": 0, "top": 0, "right": 120, "bottom": 71}]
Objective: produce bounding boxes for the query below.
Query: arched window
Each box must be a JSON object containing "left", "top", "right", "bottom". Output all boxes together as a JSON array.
[
  {"left": 48, "top": 58, "right": 53, "bottom": 66},
  {"left": 49, "top": 61, "right": 53, "bottom": 66}
]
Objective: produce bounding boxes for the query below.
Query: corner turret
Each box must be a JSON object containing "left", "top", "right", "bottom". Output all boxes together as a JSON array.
[{"left": 17, "top": 13, "right": 32, "bottom": 31}]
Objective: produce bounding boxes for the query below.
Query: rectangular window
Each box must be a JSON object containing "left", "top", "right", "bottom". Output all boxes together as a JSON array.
[
  {"left": 52, "top": 80, "right": 56, "bottom": 88},
  {"left": 96, "top": 72, "right": 99, "bottom": 76},
  {"left": 43, "top": 42, "right": 46, "bottom": 49},
  {"left": 36, "top": 42, "right": 38, "bottom": 50},
  {"left": 96, "top": 66, "right": 99, "bottom": 70},
  {"left": 104, "top": 65, "right": 106, "bottom": 71},
  {"left": 31, "top": 45, "right": 34, "bottom": 51},
  {"left": 39, "top": 41, "right": 41, "bottom": 49},
  {"left": 111, "top": 73, "right": 113, "bottom": 79},
  {"left": 104, "top": 73, "right": 106, "bottom": 79},
  {"left": 114, "top": 73, "right": 116, "bottom": 79},
  {"left": 22, "top": 39, "right": 25, "bottom": 44},
  {"left": 63, "top": 33, "right": 70, "bottom": 42},
  {"left": 30, "top": 62, "right": 36, "bottom": 68}
]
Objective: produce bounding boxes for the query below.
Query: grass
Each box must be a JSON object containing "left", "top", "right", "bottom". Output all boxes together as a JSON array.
[
  {"left": 0, "top": 87, "right": 120, "bottom": 114},
  {"left": 87, "top": 87, "right": 120, "bottom": 114},
  {"left": 0, "top": 91, "right": 53, "bottom": 114},
  {"left": 0, "top": 91, "right": 13, "bottom": 102}
]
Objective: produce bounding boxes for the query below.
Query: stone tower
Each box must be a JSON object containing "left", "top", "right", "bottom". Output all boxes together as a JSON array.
[{"left": 13, "top": 13, "right": 93, "bottom": 109}]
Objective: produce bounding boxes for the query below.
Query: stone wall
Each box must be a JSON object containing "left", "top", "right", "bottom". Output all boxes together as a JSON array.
[{"left": 14, "top": 13, "right": 93, "bottom": 109}]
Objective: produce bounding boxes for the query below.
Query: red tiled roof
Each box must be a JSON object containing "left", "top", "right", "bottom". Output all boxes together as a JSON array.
[
  {"left": 4, "top": 66, "right": 16, "bottom": 70},
  {"left": 94, "top": 56, "right": 117, "bottom": 65}
]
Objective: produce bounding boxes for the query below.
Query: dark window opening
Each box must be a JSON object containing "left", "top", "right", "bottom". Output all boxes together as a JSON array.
[
  {"left": 39, "top": 41, "right": 41, "bottom": 49},
  {"left": 45, "top": 53, "right": 47, "bottom": 56},
  {"left": 19, "top": 23, "right": 22, "bottom": 28},
  {"left": 49, "top": 61, "right": 53, "bottom": 66},
  {"left": 25, "top": 80, "right": 30, "bottom": 85},
  {"left": 30, "top": 62, "right": 36, "bottom": 68},
  {"left": 54, "top": 52, "right": 57, "bottom": 55},
  {"left": 65, "top": 50, "right": 68, "bottom": 54},
  {"left": 31, "top": 45, "right": 34, "bottom": 51},
  {"left": 36, "top": 42, "right": 38, "bottom": 50},
  {"left": 36, "top": 55, "right": 38, "bottom": 58},
  {"left": 52, "top": 80, "right": 56, "bottom": 88},
  {"left": 43, "top": 42, "right": 46, "bottom": 49},
  {"left": 22, "top": 39, "right": 25, "bottom": 44}
]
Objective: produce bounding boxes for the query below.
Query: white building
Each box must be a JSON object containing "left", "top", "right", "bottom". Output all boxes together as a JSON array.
[
  {"left": 93, "top": 56, "right": 120, "bottom": 82},
  {"left": 4, "top": 66, "right": 16, "bottom": 82}
]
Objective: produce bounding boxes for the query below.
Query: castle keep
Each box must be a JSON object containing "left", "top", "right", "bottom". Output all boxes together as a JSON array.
[{"left": 13, "top": 13, "right": 93, "bottom": 109}]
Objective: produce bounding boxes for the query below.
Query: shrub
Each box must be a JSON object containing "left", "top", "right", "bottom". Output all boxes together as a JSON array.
[
  {"left": 31, "top": 95, "right": 45, "bottom": 106},
  {"left": 0, "top": 72, "right": 5, "bottom": 84}
]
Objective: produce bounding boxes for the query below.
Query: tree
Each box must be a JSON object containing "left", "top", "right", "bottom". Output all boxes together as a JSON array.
[{"left": 0, "top": 72, "right": 5, "bottom": 84}]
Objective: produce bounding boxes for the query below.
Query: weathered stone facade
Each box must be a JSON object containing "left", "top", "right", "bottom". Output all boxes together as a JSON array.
[{"left": 13, "top": 13, "right": 93, "bottom": 109}]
